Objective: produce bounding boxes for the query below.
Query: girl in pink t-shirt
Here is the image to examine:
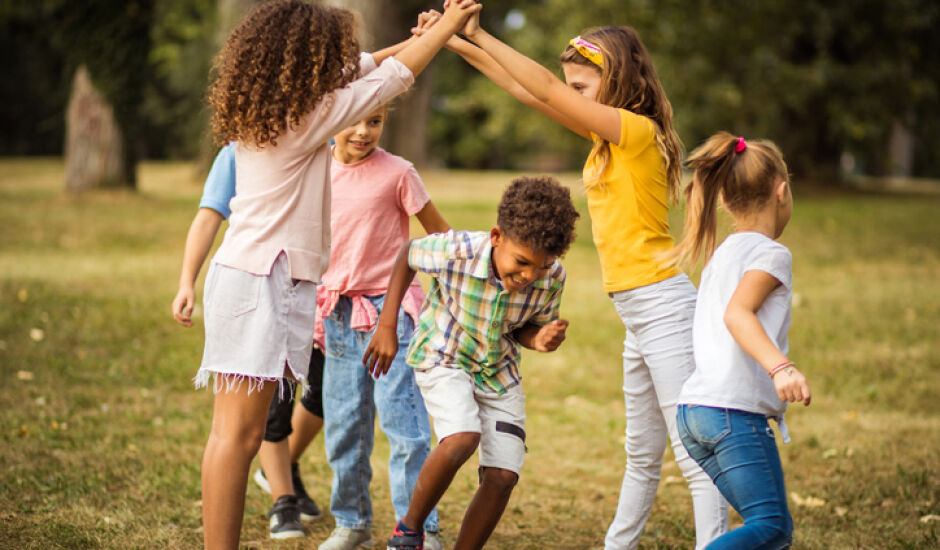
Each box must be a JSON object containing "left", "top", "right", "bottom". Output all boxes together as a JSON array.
[
  {"left": 195, "top": 2, "right": 479, "bottom": 548},
  {"left": 314, "top": 103, "right": 451, "bottom": 549}
]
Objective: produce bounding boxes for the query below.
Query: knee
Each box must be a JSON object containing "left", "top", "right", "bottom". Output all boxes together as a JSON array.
[
  {"left": 439, "top": 432, "right": 480, "bottom": 466},
  {"left": 479, "top": 467, "right": 518, "bottom": 495},
  {"left": 209, "top": 422, "right": 266, "bottom": 458}
]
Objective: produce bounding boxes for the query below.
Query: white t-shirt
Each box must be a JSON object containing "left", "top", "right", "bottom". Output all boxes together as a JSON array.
[{"left": 679, "top": 232, "right": 793, "bottom": 421}]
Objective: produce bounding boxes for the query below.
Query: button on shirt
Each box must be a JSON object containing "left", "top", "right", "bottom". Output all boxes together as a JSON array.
[{"left": 406, "top": 230, "right": 566, "bottom": 394}]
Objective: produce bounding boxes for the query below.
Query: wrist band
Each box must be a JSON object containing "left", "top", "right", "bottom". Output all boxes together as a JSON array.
[{"left": 769, "top": 361, "right": 794, "bottom": 378}]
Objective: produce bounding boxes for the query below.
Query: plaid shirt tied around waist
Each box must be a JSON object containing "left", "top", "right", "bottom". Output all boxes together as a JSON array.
[{"left": 406, "top": 230, "right": 566, "bottom": 394}]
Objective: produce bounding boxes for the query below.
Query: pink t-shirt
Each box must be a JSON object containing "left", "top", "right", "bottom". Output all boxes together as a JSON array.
[
  {"left": 212, "top": 54, "right": 414, "bottom": 282},
  {"left": 321, "top": 147, "right": 430, "bottom": 292}
]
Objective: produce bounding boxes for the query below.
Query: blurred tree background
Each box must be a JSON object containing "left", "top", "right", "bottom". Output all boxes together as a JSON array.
[{"left": 2, "top": 0, "right": 938, "bottom": 185}]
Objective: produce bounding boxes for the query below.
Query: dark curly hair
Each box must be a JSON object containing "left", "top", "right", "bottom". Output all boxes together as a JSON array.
[
  {"left": 209, "top": 0, "right": 360, "bottom": 147},
  {"left": 497, "top": 176, "right": 580, "bottom": 257}
]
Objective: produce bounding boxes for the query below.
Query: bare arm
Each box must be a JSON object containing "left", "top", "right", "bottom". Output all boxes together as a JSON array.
[
  {"left": 724, "top": 270, "right": 811, "bottom": 405},
  {"left": 392, "top": 0, "right": 481, "bottom": 77},
  {"left": 172, "top": 208, "right": 224, "bottom": 327},
  {"left": 362, "top": 241, "right": 418, "bottom": 377},
  {"left": 513, "top": 319, "right": 569, "bottom": 352},
  {"left": 414, "top": 200, "right": 450, "bottom": 234},
  {"left": 465, "top": 25, "right": 622, "bottom": 144}
]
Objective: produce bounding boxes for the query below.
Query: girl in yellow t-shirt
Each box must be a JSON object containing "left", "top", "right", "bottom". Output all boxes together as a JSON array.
[{"left": 419, "top": 6, "right": 729, "bottom": 549}]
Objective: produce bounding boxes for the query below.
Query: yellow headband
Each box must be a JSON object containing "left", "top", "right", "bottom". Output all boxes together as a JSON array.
[{"left": 569, "top": 36, "right": 604, "bottom": 68}]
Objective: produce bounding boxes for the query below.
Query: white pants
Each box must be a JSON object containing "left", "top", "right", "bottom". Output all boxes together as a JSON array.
[{"left": 605, "top": 274, "right": 728, "bottom": 550}]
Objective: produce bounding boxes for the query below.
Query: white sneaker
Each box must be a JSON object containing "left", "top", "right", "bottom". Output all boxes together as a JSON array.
[
  {"left": 318, "top": 526, "right": 375, "bottom": 550},
  {"left": 424, "top": 531, "right": 444, "bottom": 550},
  {"left": 253, "top": 468, "right": 271, "bottom": 494}
]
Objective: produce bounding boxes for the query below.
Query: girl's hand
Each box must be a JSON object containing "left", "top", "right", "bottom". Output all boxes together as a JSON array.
[
  {"left": 411, "top": 9, "right": 441, "bottom": 36},
  {"left": 172, "top": 286, "right": 195, "bottom": 327},
  {"left": 443, "top": 0, "right": 481, "bottom": 37},
  {"left": 441, "top": 0, "right": 481, "bottom": 31},
  {"left": 532, "top": 319, "right": 568, "bottom": 352},
  {"left": 363, "top": 325, "right": 399, "bottom": 378},
  {"left": 772, "top": 365, "right": 812, "bottom": 406}
]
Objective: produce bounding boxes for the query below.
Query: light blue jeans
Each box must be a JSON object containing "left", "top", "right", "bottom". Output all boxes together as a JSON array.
[
  {"left": 322, "top": 295, "right": 439, "bottom": 532},
  {"left": 677, "top": 405, "right": 793, "bottom": 550}
]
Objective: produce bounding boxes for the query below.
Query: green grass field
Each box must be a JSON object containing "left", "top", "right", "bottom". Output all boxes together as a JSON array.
[{"left": 1, "top": 158, "right": 938, "bottom": 549}]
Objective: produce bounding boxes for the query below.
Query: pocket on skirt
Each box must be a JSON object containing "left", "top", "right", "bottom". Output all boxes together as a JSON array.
[{"left": 216, "top": 266, "right": 262, "bottom": 317}]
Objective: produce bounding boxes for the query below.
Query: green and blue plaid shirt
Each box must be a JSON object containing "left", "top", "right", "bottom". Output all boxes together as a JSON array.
[{"left": 406, "top": 230, "right": 566, "bottom": 394}]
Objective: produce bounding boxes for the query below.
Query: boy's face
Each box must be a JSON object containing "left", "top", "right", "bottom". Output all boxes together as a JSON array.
[
  {"left": 489, "top": 227, "right": 556, "bottom": 292},
  {"left": 332, "top": 105, "right": 387, "bottom": 164}
]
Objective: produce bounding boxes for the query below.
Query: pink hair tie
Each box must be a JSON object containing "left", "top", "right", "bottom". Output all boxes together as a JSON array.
[{"left": 735, "top": 136, "right": 747, "bottom": 153}]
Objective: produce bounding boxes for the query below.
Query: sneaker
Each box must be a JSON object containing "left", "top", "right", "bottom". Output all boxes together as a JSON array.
[
  {"left": 291, "top": 462, "right": 322, "bottom": 521},
  {"left": 318, "top": 526, "right": 375, "bottom": 550},
  {"left": 254, "top": 467, "right": 272, "bottom": 494},
  {"left": 268, "top": 495, "right": 305, "bottom": 539},
  {"left": 386, "top": 524, "right": 424, "bottom": 550},
  {"left": 424, "top": 531, "right": 443, "bottom": 550}
]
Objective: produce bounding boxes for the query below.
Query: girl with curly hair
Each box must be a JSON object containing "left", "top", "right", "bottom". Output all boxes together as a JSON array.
[
  {"left": 194, "top": 2, "right": 480, "bottom": 548},
  {"left": 420, "top": 5, "right": 730, "bottom": 549}
]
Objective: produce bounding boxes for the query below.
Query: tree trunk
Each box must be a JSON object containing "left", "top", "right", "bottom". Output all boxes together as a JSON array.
[
  {"left": 65, "top": 65, "right": 131, "bottom": 192},
  {"left": 324, "top": 0, "right": 433, "bottom": 167}
]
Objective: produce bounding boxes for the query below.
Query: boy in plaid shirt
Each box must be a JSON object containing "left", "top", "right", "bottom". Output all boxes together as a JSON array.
[{"left": 363, "top": 176, "right": 580, "bottom": 550}]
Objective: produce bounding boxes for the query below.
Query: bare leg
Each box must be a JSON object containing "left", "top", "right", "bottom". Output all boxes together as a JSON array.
[
  {"left": 202, "top": 378, "right": 278, "bottom": 550},
  {"left": 453, "top": 467, "right": 518, "bottom": 550},
  {"left": 258, "top": 439, "right": 294, "bottom": 501},
  {"left": 402, "top": 432, "right": 479, "bottom": 531},
  {"left": 288, "top": 407, "right": 323, "bottom": 464}
]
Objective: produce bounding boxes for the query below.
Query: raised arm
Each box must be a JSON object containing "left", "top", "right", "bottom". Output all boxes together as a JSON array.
[
  {"left": 362, "top": 241, "right": 418, "bottom": 377},
  {"left": 391, "top": 0, "right": 481, "bottom": 77},
  {"left": 464, "top": 19, "right": 622, "bottom": 144}
]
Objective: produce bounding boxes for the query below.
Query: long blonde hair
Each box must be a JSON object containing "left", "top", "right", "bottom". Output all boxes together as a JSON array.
[
  {"left": 560, "top": 26, "right": 682, "bottom": 202},
  {"left": 670, "top": 132, "right": 790, "bottom": 267}
]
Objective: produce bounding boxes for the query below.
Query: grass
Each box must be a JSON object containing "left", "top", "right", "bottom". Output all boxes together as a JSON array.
[{"left": 1, "top": 157, "right": 938, "bottom": 549}]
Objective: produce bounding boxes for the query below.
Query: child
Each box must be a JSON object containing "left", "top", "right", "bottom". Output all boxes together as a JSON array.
[
  {"left": 196, "top": 1, "right": 480, "bottom": 548},
  {"left": 674, "top": 133, "right": 810, "bottom": 549},
  {"left": 316, "top": 104, "right": 450, "bottom": 550},
  {"left": 171, "top": 143, "right": 325, "bottom": 540},
  {"left": 425, "top": 8, "right": 728, "bottom": 548},
  {"left": 364, "top": 176, "right": 580, "bottom": 550}
]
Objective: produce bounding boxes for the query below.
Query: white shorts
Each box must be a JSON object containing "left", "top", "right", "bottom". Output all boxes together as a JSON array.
[
  {"left": 196, "top": 252, "right": 317, "bottom": 392},
  {"left": 415, "top": 366, "right": 527, "bottom": 474}
]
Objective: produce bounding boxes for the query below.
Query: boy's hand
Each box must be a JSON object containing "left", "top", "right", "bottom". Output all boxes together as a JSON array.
[
  {"left": 172, "top": 286, "right": 195, "bottom": 327},
  {"left": 363, "top": 325, "right": 399, "bottom": 378},
  {"left": 411, "top": 9, "right": 441, "bottom": 36},
  {"left": 772, "top": 365, "right": 812, "bottom": 406},
  {"left": 441, "top": 0, "right": 481, "bottom": 32},
  {"left": 532, "top": 319, "right": 568, "bottom": 352}
]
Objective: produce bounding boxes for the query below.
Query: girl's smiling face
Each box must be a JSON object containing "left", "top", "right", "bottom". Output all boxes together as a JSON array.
[
  {"left": 562, "top": 62, "right": 603, "bottom": 102},
  {"left": 332, "top": 105, "right": 387, "bottom": 164}
]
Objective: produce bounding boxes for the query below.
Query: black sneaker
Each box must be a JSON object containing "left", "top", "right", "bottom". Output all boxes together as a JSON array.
[
  {"left": 268, "top": 494, "right": 305, "bottom": 539},
  {"left": 290, "top": 462, "right": 322, "bottom": 521},
  {"left": 387, "top": 523, "right": 423, "bottom": 550}
]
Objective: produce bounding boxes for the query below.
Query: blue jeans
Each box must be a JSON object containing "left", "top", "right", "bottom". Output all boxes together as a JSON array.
[
  {"left": 677, "top": 405, "right": 793, "bottom": 550},
  {"left": 322, "top": 295, "right": 439, "bottom": 532}
]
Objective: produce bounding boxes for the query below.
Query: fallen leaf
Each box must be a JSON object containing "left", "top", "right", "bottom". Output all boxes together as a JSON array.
[
  {"left": 35, "top": 396, "right": 46, "bottom": 406},
  {"left": 17, "top": 288, "right": 28, "bottom": 302},
  {"left": 790, "top": 492, "right": 826, "bottom": 507},
  {"left": 29, "top": 328, "right": 44, "bottom": 342},
  {"left": 822, "top": 448, "right": 839, "bottom": 459},
  {"left": 920, "top": 514, "right": 940, "bottom": 523},
  {"left": 841, "top": 410, "right": 858, "bottom": 421},
  {"left": 835, "top": 506, "right": 848, "bottom": 517},
  {"left": 663, "top": 476, "right": 684, "bottom": 485},
  {"left": 17, "top": 370, "right": 34, "bottom": 381},
  {"left": 881, "top": 499, "right": 895, "bottom": 508}
]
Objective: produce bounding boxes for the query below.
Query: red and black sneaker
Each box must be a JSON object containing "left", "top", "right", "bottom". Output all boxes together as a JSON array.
[{"left": 386, "top": 522, "right": 423, "bottom": 550}]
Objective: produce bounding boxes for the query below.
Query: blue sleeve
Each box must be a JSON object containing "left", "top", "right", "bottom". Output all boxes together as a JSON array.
[{"left": 198, "top": 143, "right": 237, "bottom": 219}]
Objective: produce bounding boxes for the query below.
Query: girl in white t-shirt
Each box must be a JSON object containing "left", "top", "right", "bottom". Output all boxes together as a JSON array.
[{"left": 671, "top": 132, "right": 811, "bottom": 549}]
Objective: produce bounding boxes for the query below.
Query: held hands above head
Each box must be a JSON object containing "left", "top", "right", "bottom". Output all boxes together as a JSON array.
[{"left": 771, "top": 362, "right": 812, "bottom": 406}]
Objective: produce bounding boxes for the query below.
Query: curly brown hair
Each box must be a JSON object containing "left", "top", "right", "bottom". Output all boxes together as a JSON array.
[
  {"left": 497, "top": 176, "right": 580, "bottom": 257},
  {"left": 209, "top": 0, "right": 360, "bottom": 147}
]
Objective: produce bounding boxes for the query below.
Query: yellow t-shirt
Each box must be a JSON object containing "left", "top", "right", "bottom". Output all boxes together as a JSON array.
[{"left": 583, "top": 109, "right": 680, "bottom": 292}]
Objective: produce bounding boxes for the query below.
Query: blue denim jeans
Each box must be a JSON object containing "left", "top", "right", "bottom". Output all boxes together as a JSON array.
[
  {"left": 322, "top": 295, "right": 439, "bottom": 532},
  {"left": 677, "top": 405, "right": 793, "bottom": 550}
]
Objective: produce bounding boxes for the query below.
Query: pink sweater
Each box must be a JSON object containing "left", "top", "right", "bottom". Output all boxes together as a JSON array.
[{"left": 213, "top": 54, "right": 414, "bottom": 282}]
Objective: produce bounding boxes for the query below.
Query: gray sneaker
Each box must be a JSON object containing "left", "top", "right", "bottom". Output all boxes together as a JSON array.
[
  {"left": 318, "top": 526, "right": 375, "bottom": 550},
  {"left": 424, "top": 531, "right": 443, "bottom": 550},
  {"left": 268, "top": 495, "right": 305, "bottom": 539}
]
